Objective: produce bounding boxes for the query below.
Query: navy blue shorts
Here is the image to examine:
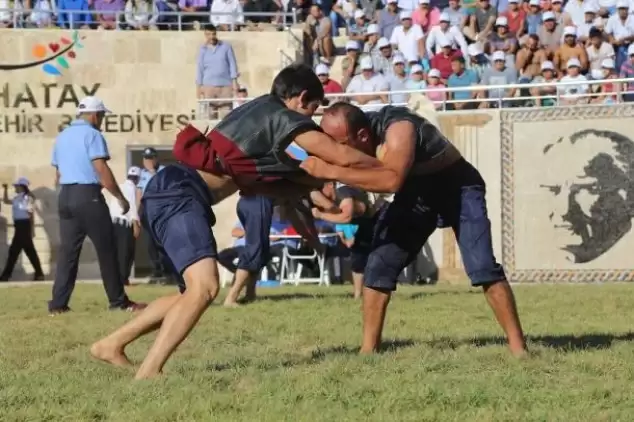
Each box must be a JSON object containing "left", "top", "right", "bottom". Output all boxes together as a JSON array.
[
  {"left": 236, "top": 194, "right": 274, "bottom": 272},
  {"left": 141, "top": 164, "right": 217, "bottom": 293},
  {"left": 351, "top": 159, "right": 505, "bottom": 291}
]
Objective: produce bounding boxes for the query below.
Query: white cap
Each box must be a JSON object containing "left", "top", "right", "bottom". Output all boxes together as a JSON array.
[
  {"left": 495, "top": 16, "right": 508, "bottom": 26},
  {"left": 377, "top": 37, "right": 390, "bottom": 48},
  {"left": 127, "top": 166, "right": 141, "bottom": 177},
  {"left": 529, "top": 0, "right": 539, "bottom": 5},
  {"left": 428, "top": 68, "right": 441, "bottom": 78},
  {"left": 601, "top": 57, "right": 615, "bottom": 68},
  {"left": 345, "top": 40, "right": 360, "bottom": 50},
  {"left": 387, "top": 0, "right": 397, "bottom": 3},
  {"left": 617, "top": 0, "right": 629, "bottom": 7},
  {"left": 76, "top": 96, "right": 110, "bottom": 114},
  {"left": 541, "top": 60, "right": 554, "bottom": 71},
  {"left": 13, "top": 177, "right": 29, "bottom": 187},
  {"left": 419, "top": 0, "right": 430, "bottom": 3},
  {"left": 366, "top": 23, "right": 379, "bottom": 35},
  {"left": 439, "top": 12, "right": 450, "bottom": 21},
  {"left": 583, "top": 3, "right": 598, "bottom": 13},
  {"left": 563, "top": 26, "right": 577, "bottom": 37},
  {"left": 508, "top": 0, "right": 519, "bottom": 3},
  {"left": 392, "top": 55, "right": 405, "bottom": 64},
  {"left": 492, "top": 50, "right": 506, "bottom": 62},
  {"left": 360, "top": 56, "right": 374, "bottom": 70},
  {"left": 566, "top": 57, "right": 581, "bottom": 68},
  {"left": 410, "top": 64, "right": 424, "bottom": 73},
  {"left": 628, "top": 44, "right": 634, "bottom": 55},
  {"left": 552, "top": 0, "right": 562, "bottom": 3},
  {"left": 542, "top": 11, "right": 555, "bottom": 20},
  {"left": 315, "top": 63, "right": 330, "bottom": 75},
  {"left": 467, "top": 43, "right": 482, "bottom": 56},
  {"left": 400, "top": 10, "right": 413, "bottom": 19},
  {"left": 354, "top": 9, "right": 365, "bottom": 19}
]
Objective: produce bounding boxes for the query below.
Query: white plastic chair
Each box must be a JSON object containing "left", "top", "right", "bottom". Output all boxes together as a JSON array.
[{"left": 279, "top": 246, "right": 328, "bottom": 286}]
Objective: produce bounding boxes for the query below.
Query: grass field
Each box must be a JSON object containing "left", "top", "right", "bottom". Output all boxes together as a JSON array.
[{"left": 2, "top": 283, "right": 634, "bottom": 421}]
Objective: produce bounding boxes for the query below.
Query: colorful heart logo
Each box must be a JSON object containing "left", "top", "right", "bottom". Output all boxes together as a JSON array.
[
  {"left": 67, "top": 51, "right": 76, "bottom": 59},
  {"left": 48, "top": 43, "right": 59, "bottom": 53}
]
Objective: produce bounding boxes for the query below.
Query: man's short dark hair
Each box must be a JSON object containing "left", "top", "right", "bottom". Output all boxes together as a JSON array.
[
  {"left": 589, "top": 27, "right": 602, "bottom": 39},
  {"left": 203, "top": 24, "right": 216, "bottom": 32},
  {"left": 324, "top": 102, "right": 371, "bottom": 134},
  {"left": 270, "top": 63, "right": 325, "bottom": 105},
  {"left": 451, "top": 56, "right": 465, "bottom": 64}
]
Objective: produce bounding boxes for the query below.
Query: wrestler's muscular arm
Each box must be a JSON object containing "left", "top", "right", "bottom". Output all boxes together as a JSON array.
[
  {"left": 301, "top": 121, "right": 416, "bottom": 193},
  {"left": 293, "top": 131, "right": 383, "bottom": 168}
]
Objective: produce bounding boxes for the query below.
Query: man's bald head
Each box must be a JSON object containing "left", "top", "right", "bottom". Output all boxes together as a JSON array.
[{"left": 320, "top": 102, "right": 375, "bottom": 156}]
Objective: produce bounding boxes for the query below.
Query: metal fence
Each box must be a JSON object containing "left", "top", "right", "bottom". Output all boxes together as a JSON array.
[{"left": 1, "top": 8, "right": 299, "bottom": 31}]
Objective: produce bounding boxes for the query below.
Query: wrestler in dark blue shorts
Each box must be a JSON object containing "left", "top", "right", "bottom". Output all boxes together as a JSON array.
[
  {"left": 304, "top": 103, "right": 527, "bottom": 357},
  {"left": 140, "top": 164, "right": 217, "bottom": 293}
]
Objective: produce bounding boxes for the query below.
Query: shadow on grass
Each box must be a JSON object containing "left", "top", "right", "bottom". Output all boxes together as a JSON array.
[
  {"left": 409, "top": 290, "right": 481, "bottom": 300},
  {"left": 256, "top": 292, "right": 353, "bottom": 302},
  {"left": 427, "top": 332, "right": 634, "bottom": 351},
  {"left": 313, "top": 338, "right": 418, "bottom": 357}
]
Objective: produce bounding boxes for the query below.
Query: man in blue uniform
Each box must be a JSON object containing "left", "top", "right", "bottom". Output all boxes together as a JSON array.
[
  {"left": 301, "top": 102, "right": 527, "bottom": 357},
  {"left": 90, "top": 64, "right": 384, "bottom": 380}
]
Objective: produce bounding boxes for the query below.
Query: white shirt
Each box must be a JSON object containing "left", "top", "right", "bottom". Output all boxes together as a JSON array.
[
  {"left": 564, "top": 0, "right": 599, "bottom": 27},
  {"left": 336, "top": 0, "right": 357, "bottom": 17},
  {"left": 425, "top": 25, "right": 469, "bottom": 57},
  {"left": 390, "top": 25, "right": 424, "bottom": 60},
  {"left": 605, "top": 14, "right": 634, "bottom": 42},
  {"left": 397, "top": 0, "right": 417, "bottom": 11},
  {"left": 558, "top": 74, "right": 590, "bottom": 97},
  {"left": 586, "top": 42, "right": 615, "bottom": 70},
  {"left": 12, "top": 193, "right": 34, "bottom": 221},
  {"left": 346, "top": 72, "right": 389, "bottom": 105},
  {"left": 210, "top": 0, "right": 243, "bottom": 26},
  {"left": 109, "top": 179, "right": 139, "bottom": 223}
]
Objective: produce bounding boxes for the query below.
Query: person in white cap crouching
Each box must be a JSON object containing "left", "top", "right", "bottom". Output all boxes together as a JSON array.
[
  {"left": 109, "top": 166, "right": 142, "bottom": 286},
  {"left": 0, "top": 177, "right": 44, "bottom": 282}
]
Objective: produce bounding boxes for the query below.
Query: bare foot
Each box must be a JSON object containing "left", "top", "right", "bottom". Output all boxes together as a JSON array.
[
  {"left": 134, "top": 370, "right": 163, "bottom": 380},
  {"left": 223, "top": 301, "right": 240, "bottom": 308},
  {"left": 510, "top": 346, "right": 529, "bottom": 358},
  {"left": 90, "top": 340, "right": 133, "bottom": 368}
]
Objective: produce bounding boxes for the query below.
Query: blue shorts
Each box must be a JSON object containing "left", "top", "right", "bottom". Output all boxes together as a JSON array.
[
  {"left": 141, "top": 164, "right": 217, "bottom": 293},
  {"left": 351, "top": 159, "right": 505, "bottom": 291},
  {"left": 236, "top": 194, "right": 274, "bottom": 272}
]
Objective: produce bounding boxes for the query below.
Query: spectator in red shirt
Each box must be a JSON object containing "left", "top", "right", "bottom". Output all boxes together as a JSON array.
[
  {"left": 430, "top": 38, "right": 463, "bottom": 81},
  {"left": 316, "top": 63, "right": 344, "bottom": 95}
]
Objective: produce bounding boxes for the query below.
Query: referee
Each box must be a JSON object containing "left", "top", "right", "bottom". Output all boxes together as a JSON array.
[{"left": 48, "top": 96, "right": 146, "bottom": 315}]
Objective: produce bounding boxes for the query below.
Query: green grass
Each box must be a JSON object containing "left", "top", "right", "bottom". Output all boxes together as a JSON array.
[{"left": 1, "top": 283, "right": 634, "bottom": 421}]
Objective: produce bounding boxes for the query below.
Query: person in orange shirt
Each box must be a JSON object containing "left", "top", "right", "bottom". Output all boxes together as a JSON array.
[{"left": 553, "top": 26, "right": 589, "bottom": 73}]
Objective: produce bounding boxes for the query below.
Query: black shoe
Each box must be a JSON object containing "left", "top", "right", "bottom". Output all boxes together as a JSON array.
[
  {"left": 33, "top": 274, "right": 45, "bottom": 281},
  {"left": 49, "top": 306, "right": 71, "bottom": 316},
  {"left": 109, "top": 301, "right": 148, "bottom": 312},
  {"left": 0, "top": 274, "right": 9, "bottom": 282}
]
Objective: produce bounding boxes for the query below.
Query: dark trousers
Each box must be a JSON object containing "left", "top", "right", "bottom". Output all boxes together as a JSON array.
[
  {"left": 49, "top": 185, "right": 129, "bottom": 311},
  {"left": 113, "top": 219, "right": 135, "bottom": 283},
  {"left": 218, "top": 243, "right": 287, "bottom": 274},
  {"left": 146, "top": 230, "right": 165, "bottom": 277},
  {"left": 1, "top": 219, "right": 44, "bottom": 278}
]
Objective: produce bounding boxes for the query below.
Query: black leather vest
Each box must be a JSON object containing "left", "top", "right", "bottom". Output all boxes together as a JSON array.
[
  {"left": 209, "top": 94, "right": 321, "bottom": 178},
  {"left": 366, "top": 106, "right": 450, "bottom": 164}
]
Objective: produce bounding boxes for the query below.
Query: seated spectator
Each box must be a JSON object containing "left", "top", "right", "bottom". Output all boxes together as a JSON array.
[
  {"left": 447, "top": 56, "right": 479, "bottom": 109},
  {"left": 442, "top": 0, "right": 464, "bottom": 29},
  {"left": 412, "top": 0, "right": 441, "bottom": 33},
  {"left": 406, "top": 63, "right": 427, "bottom": 89},
  {"left": 178, "top": 0, "right": 209, "bottom": 29},
  {"left": 481, "top": 50, "right": 518, "bottom": 108},
  {"left": 587, "top": 27, "right": 615, "bottom": 72},
  {"left": 390, "top": 11, "right": 425, "bottom": 60},
  {"left": 524, "top": 0, "right": 542, "bottom": 36},
  {"left": 529, "top": 60, "right": 558, "bottom": 106},
  {"left": 348, "top": 9, "right": 369, "bottom": 41},
  {"left": 605, "top": 0, "right": 634, "bottom": 71},
  {"left": 341, "top": 40, "right": 362, "bottom": 89},
  {"left": 591, "top": 58, "right": 619, "bottom": 104},
  {"left": 486, "top": 16, "right": 519, "bottom": 68},
  {"left": 466, "top": 42, "right": 492, "bottom": 79},
  {"left": 550, "top": 0, "right": 565, "bottom": 24},
  {"left": 500, "top": 0, "right": 525, "bottom": 37},
  {"left": 315, "top": 63, "right": 344, "bottom": 98},
  {"left": 346, "top": 56, "right": 390, "bottom": 106},
  {"left": 94, "top": 0, "right": 125, "bottom": 29},
  {"left": 0, "top": 0, "right": 16, "bottom": 28},
  {"left": 575, "top": 4, "right": 599, "bottom": 43},
  {"left": 424, "top": 68, "right": 447, "bottom": 109},
  {"left": 232, "top": 85, "right": 249, "bottom": 109},
  {"left": 57, "top": 0, "right": 93, "bottom": 28},
  {"left": 304, "top": 5, "right": 334, "bottom": 64},
  {"left": 430, "top": 38, "right": 463, "bottom": 81},
  {"left": 538, "top": 11, "right": 563, "bottom": 57},
  {"left": 155, "top": 0, "right": 179, "bottom": 29},
  {"left": 618, "top": 44, "right": 634, "bottom": 101},
  {"left": 241, "top": 0, "right": 279, "bottom": 26},
  {"left": 426, "top": 12, "right": 469, "bottom": 58},
  {"left": 387, "top": 55, "right": 409, "bottom": 104},
  {"left": 372, "top": 37, "right": 396, "bottom": 76},
  {"left": 210, "top": 0, "right": 244, "bottom": 30},
  {"left": 464, "top": 0, "right": 497, "bottom": 43},
  {"left": 363, "top": 23, "right": 381, "bottom": 55},
  {"left": 331, "top": 0, "right": 357, "bottom": 36},
  {"left": 378, "top": 0, "right": 400, "bottom": 40},
  {"left": 516, "top": 33, "right": 548, "bottom": 82},
  {"left": 125, "top": 0, "right": 159, "bottom": 29},
  {"left": 554, "top": 26, "right": 589, "bottom": 73},
  {"left": 28, "top": 0, "right": 55, "bottom": 28},
  {"left": 405, "top": 54, "right": 421, "bottom": 73},
  {"left": 558, "top": 57, "right": 590, "bottom": 104},
  {"left": 563, "top": 0, "right": 591, "bottom": 27},
  {"left": 358, "top": 0, "right": 382, "bottom": 22}
]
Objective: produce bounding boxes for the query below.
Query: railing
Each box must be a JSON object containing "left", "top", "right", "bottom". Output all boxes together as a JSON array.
[
  {"left": 2, "top": 8, "right": 298, "bottom": 31},
  {"left": 196, "top": 77, "right": 634, "bottom": 116},
  {"left": 278, "top": 48, "right": 295, "bottom": 71}
]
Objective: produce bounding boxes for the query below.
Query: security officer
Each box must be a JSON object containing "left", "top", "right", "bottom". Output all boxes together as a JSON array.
[
  {"left": 0, "top": 177, "right": 45, "bottom": 281},
  {"left": 108, "top": 166, "right": 141, "bottom": 286},
  {"left": 48, "top": 96, "right": 146, "bottom": 315},
  {"left": 135, "top": 147, "right": 166, "bottom": 281}
]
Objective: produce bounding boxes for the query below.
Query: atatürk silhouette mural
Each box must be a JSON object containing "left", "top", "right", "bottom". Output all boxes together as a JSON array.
[{"left": 539, "top": 129, "right": 634, "bottom": 264}]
